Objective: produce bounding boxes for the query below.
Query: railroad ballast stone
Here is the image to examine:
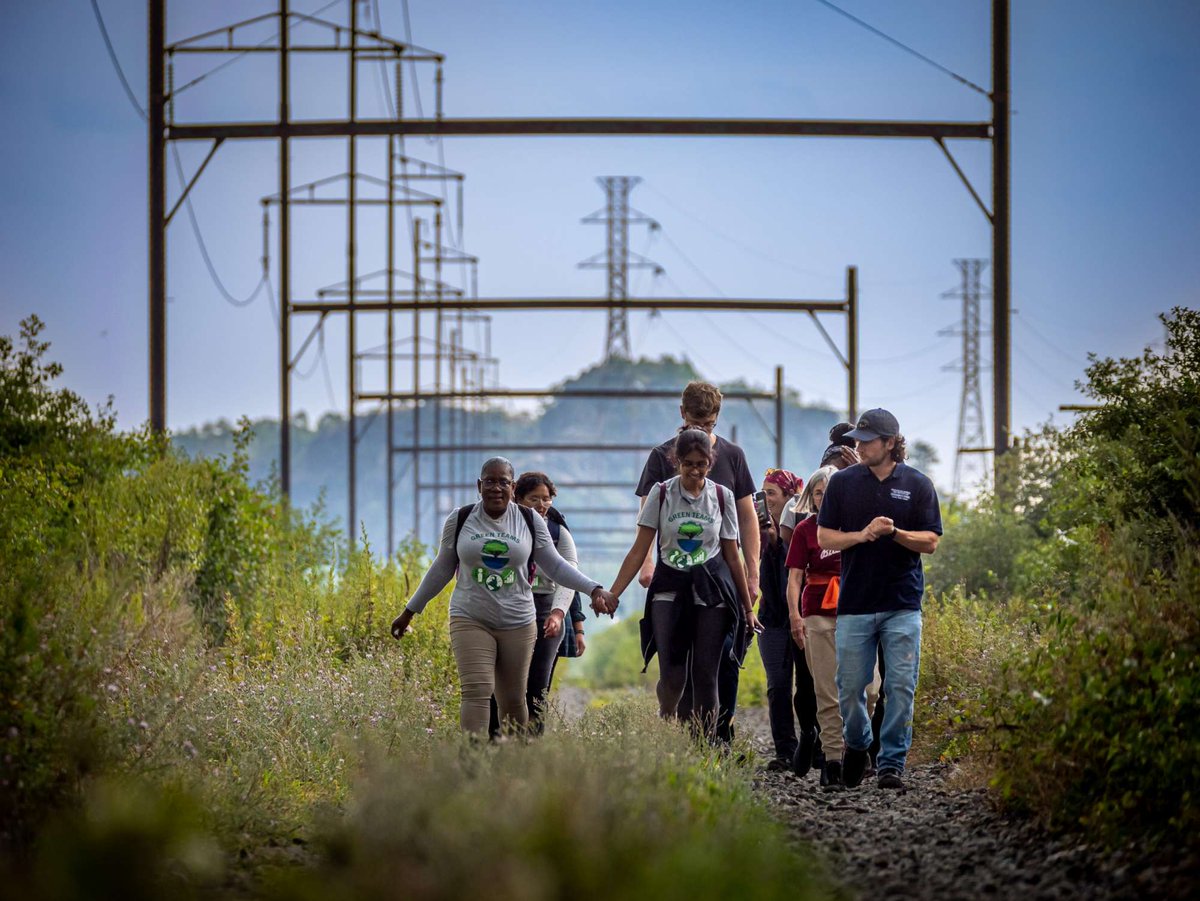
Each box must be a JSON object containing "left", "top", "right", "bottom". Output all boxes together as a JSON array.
[{"left": 738, "top": 705, "right": 1198, "bottom": 900}]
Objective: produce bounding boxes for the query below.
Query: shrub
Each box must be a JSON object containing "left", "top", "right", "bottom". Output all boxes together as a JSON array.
[{"left": 987, "top": 525, "right": 1200, "bottom": 841}]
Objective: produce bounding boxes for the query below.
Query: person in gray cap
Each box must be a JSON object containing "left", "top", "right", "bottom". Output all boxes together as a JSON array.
[{"left": 816, "top": 409, "right": 943, "bottom": 791}]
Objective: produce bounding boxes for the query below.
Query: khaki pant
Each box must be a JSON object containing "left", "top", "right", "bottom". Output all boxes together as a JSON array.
[
  {"left": 449, "top": 617, "right": 538, "bottom": 735},
  {"left": 803, "top": 614, "right": 880, "bottom": 758}
]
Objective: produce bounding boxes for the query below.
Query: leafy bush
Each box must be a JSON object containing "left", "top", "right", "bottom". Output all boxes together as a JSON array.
[
  {"left": 988, "top": 524, "right": 1200, "bottom": 840},
  {"left": 919, "top": 307, "right": 1200, "bottom": 845}
]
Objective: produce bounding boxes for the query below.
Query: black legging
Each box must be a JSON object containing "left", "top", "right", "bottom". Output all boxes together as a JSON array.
[{"left": 653, "top": 599, "right": 731, "bottom": 735}]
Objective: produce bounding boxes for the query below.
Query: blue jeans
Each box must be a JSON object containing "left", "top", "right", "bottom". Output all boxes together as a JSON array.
[{"left": 835, "top": 610, "right": 922, "bottom": 774}]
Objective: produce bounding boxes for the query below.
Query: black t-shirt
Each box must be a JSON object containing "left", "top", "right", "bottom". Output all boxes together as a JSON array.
[
  {"left": 634, "top": 434, "right": 756, "bottom": 501},
  {"left": 816, "top": 462, "right": 942, "bottom": 614},
  {"left": 756, "top": 534, "right": 790, "bottom": 627}
]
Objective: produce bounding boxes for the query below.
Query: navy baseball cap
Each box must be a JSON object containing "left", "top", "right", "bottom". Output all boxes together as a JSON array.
[{"left": 844, "top": 408, "right": 900, "bottom": 442}]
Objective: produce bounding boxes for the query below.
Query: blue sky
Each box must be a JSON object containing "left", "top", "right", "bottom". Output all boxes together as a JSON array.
[{"left": 1, "top": 0, "right": 1196, "bottom": 493}]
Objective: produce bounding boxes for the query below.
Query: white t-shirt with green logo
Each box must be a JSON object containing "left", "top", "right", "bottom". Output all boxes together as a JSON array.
[
  {"left": 404, "top": 502, "right": 601, "bottom": 630},
  {"left": 637, "top": 476, "right": 738, "bottom": 571}
]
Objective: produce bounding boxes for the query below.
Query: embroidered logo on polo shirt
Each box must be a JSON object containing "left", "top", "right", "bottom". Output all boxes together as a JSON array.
[{"left": 890, "top": 488, "right": 912, "bottom": 501}]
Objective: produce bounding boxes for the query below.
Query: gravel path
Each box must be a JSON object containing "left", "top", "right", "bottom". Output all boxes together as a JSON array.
[{"left": 737, "top": 705, "right": 1198, "bottom": 901}]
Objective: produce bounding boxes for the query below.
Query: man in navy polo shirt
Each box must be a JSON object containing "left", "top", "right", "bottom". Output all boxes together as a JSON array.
[{"left": 817, "top": 408, "right": 942, "bottom": 791}]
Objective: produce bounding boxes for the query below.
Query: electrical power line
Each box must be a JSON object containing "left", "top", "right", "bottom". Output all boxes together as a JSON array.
[
  {"left": 642, "top": 184, "right": 820, "bottom": 279},
  {"left": 657, "top": 229, "right": 727, "bottom": 297},
  {"left": 811, "top": 0, "right": 990, "bottom": 97},
  {"left": 89, "top": 0, "right": 147, "bottom": 120},
  {"left": 170, "top": 144, "right": 269, "bottom": 309},
  {"left": 171, "top": 0, "right": 346, "bottom": 98}
]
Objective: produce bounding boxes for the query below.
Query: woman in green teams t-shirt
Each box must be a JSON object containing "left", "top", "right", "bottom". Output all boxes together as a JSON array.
[
  {"left": 610, "top": 430, "right": 760, "bottom": 739},
  {"left": 390, "top": 457, "right": 619, "bottom": 736}
]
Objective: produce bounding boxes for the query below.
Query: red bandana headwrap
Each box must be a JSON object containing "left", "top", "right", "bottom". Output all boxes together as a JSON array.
[{"left": 764, "top": 468, "right": 801, "bottom": 496}]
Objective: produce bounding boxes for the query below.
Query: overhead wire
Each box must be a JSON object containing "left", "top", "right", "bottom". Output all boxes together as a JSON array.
[
  {"left": 1014, "top": 314, "right": 1089, "bottom": 369},
  {"left": 641, "top": 184, "right": 820, "bottom": 279},
  {"left": 171, "top": 144, "right": 269, "bottom": 308},
  {"left": 811, "top": 0, "right": 990, "bottom": 97},
  {"left": 89, "top": 0, "right": 147, "bottom": 120},
  {"left": 171, "top": 0, "right": 346, "bottom": 98},
  {"left": 391, "top": 0, "right": 462, "bottom": 250}
]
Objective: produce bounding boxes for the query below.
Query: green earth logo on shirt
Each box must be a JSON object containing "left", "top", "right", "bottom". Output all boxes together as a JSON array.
[
  {"left": 473, "top": 539, "right": 517, "bottom": 591},
  {"left": 668, "top": 520, "right": 708, "bottom": 568}
]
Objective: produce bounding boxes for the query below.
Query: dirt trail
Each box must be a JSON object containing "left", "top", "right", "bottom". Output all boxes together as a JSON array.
[{"left": 736, "top": 706, "right": 1197, "bottom": 900}]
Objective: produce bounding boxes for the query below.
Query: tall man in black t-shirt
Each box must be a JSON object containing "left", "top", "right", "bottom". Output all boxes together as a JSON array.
[
  {"left": 817, "top": 409, "right": 942, "bottom": 791},
  {"left": 635, "top": 381, "right": 760, "bottom": 741}
]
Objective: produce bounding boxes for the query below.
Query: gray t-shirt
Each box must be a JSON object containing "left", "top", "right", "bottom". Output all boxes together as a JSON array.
[
  {"left": 405, "top": 503, "right": 602, "bottom": 630},
  {"left": 637, "top": 476, "right": 738, "bottom": 571},
  {"left": 781, "top": 496, "right": 809, "bottom": 533},
  {"left": 531, "top": 521, "right": 579, "bottom": 613}
]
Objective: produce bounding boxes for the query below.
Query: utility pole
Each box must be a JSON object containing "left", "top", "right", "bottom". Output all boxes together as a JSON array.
[
  {"left": 992, "top": 0, "right": 1011, "bottom": 468},
  {"left": 579, "top": 177, "right": 661, "bottom": 360},
  {"left": 941, "top": 259, "right": 990, "bottom": 495},
  {"left": 148, "top": 0, "right": 165, "bottom": 432}
]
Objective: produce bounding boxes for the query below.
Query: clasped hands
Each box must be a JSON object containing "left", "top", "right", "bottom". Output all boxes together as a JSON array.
[{"left": 861, "top": 516, "right": 895, "bottom": 542}]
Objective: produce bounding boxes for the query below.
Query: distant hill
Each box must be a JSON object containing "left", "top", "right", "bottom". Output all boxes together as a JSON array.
[{"left": 173, "top": 355, "right": 843, "bottom": 578}]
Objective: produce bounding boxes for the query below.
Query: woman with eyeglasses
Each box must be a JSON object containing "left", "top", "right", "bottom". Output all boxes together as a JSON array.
[
  {"left": 391, "top": 457, "right": 619, "bottom": 736},
  {"left": 610, "top": 429, "right": 761, "bottom": 739},
  {"left": 498, "top": 471, "right": 587, "bottom": 734}
]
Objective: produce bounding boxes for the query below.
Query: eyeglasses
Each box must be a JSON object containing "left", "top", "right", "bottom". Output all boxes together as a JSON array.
[
  {"left": 480, "top": 478, "right": 513, "bottom": 489},
  {"left": 683, "top": 417, "right": 717, "bottom": 434}
]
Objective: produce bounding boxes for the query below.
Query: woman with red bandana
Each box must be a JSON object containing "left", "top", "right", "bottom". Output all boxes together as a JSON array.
[{"left": 756, "top": 467, "right": 822, "bottom": 773}]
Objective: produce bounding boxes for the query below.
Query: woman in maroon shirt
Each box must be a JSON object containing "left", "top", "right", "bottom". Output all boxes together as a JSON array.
[{"left": 785, "top": 465, "right": 879, "bottom": 789}]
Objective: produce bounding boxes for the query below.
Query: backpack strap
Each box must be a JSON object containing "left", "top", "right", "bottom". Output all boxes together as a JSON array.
[
  {"left": 517, "top": 503, "right": 538, "bottom": 582},
  {"left": 451, "top": 503, "right": 475, "bottom": 574},
  {"left": 716, "top": 483, "right": 727, "bottom": 517}
]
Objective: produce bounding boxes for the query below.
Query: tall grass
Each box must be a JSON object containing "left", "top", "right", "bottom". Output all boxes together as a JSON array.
[{"left": 1, "top": 317, "right": 835, "bottom": 898}]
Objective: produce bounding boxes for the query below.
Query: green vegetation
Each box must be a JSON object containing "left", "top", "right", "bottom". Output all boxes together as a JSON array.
[
  {"left": 0, "top": 316, "right": 834, "bottom": 898},
  {"left": 920, "top": 307, "right": 1200, "bottom": 845}
]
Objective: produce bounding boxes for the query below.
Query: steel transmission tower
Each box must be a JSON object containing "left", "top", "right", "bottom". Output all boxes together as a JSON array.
[
  {"left": 579, "top": 177, "right": 661, "bottom": 360},
  {"left": 940, "top": 259, "right": 991, "bottom": 494}
]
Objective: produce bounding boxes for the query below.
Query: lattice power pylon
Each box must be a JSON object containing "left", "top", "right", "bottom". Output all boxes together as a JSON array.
[
  {"left": 578, "top": 176, "right": 661, "bottom": 360},
  {"left": 941, "top": 258, "right": 991, "bottom": 494}
]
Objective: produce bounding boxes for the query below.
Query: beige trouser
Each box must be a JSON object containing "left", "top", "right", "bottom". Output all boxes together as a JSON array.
[
  {"left": 803, "top": 614, "right": 880, "bottom": 758},
  {"left": 449, "top": 616, "right": 538, "bottom": 735}
]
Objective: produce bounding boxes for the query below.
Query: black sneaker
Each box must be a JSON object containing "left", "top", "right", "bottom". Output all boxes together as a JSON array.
[
  {"left": 877, "top": 768, "right": 906, "bottom": 790},
  {"left": 792, "top": 728, "right": 817, "bottom": 778},
  {"left": 765, "top": 756, "right": 790, "bottom": 772},
  {"left": 842, "top": 746, "right": 870, "bottom": 788},
  {"left": 820, "top": 759, "right": 844, "bottom": 791}
]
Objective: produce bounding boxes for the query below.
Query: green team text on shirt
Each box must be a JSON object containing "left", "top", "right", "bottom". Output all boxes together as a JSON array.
[{"left": 666, "top": 511, "right": 715, "bottom": 523}]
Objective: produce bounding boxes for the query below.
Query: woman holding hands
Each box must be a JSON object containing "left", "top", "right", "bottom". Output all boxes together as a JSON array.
[
  {"left": 391, "top": 457, "right": 618, "bottom": 736},
  {"left": 610, "top": 429, "right": 761, "bottom": 739}
]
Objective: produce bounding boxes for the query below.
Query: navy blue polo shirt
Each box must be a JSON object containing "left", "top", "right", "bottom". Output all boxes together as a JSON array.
[{"left": 817, "top": 462, "right": 942, "bottom": 614}]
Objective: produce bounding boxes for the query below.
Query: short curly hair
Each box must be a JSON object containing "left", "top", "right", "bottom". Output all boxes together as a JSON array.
[{"left": 680, "top": 381, "right": 722, "bottom": 419}]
